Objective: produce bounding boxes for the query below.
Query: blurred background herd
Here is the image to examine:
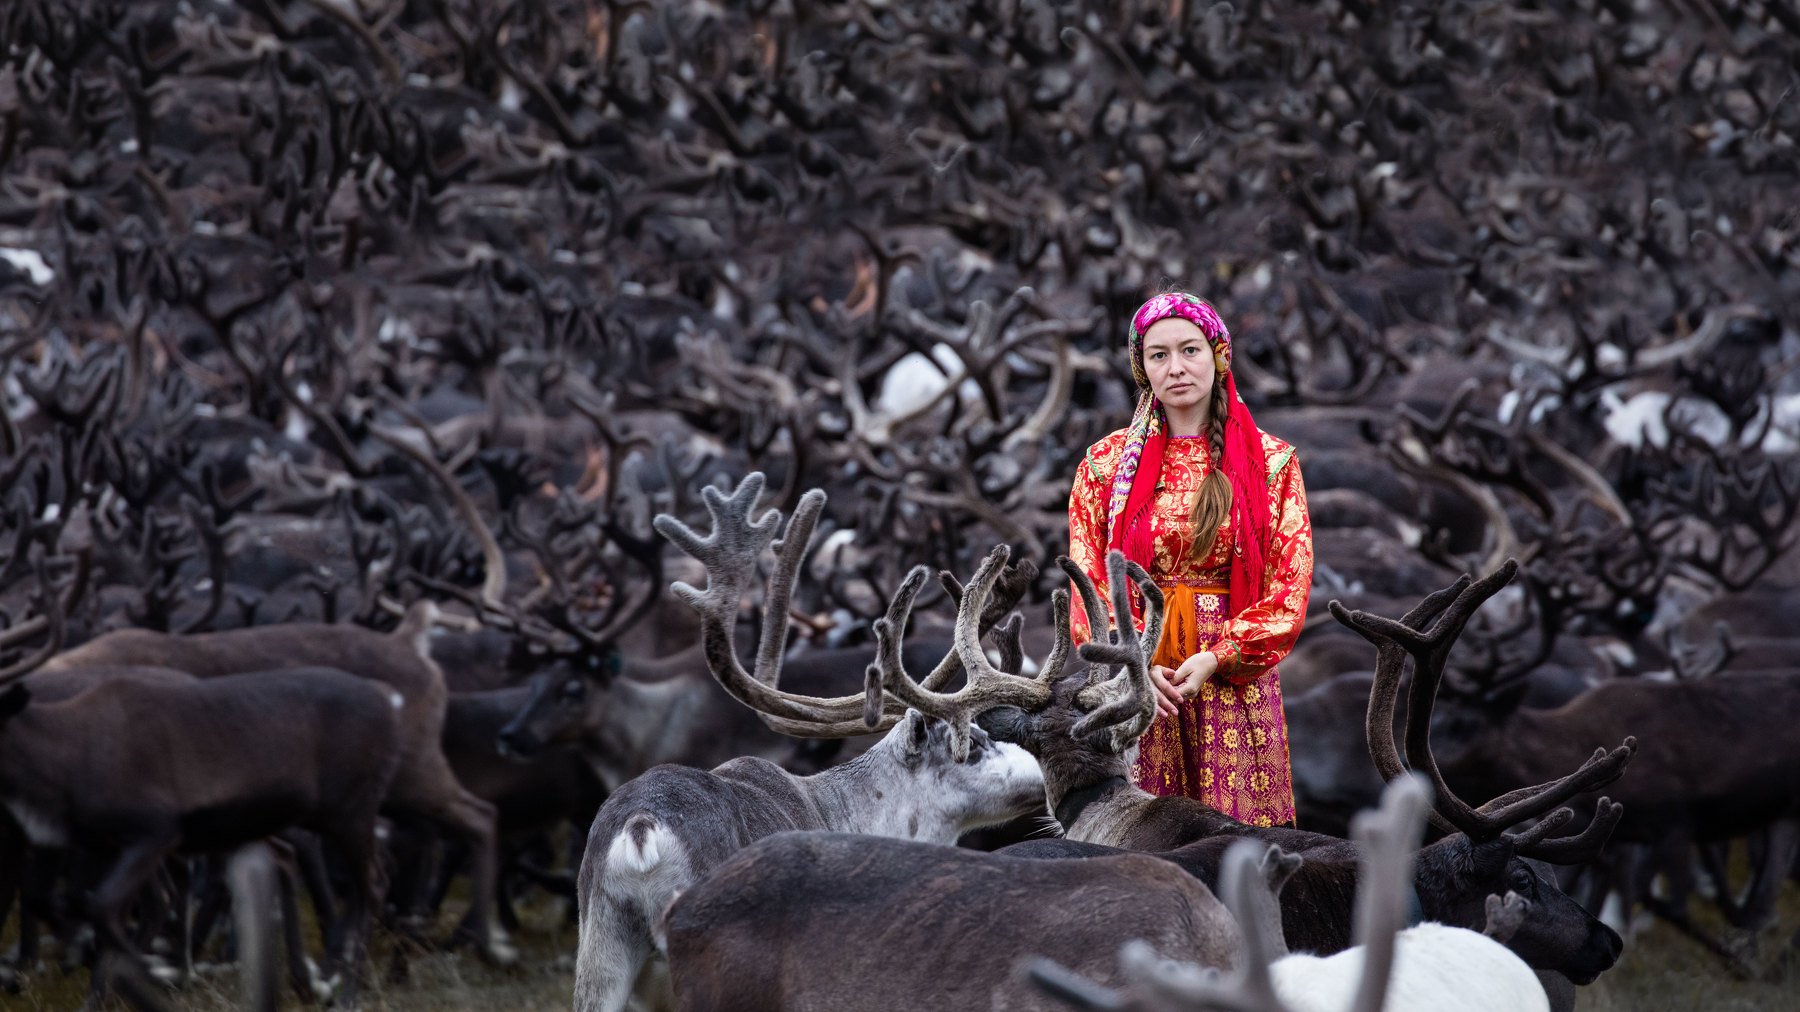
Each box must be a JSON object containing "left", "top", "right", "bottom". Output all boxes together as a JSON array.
[{"left": 2, "top": 0, "right": 1798, "bottom": 1008}]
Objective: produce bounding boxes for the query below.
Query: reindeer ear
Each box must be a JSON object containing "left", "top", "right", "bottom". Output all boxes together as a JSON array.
[
  {"left": 0, "top": 684, "right": 28, "bottom": 721},
  {"left": 1467, "top": 835, "right": 1514, "bottom": 880},
  {"left": 898, "top": 709, "right": 929, "bottom": 756},
  {"left": 912, "top": 710, "right": 935, "bottom": 750},
  {"left": 975, "top": 705, "right": 1027, "bottom": 744}
]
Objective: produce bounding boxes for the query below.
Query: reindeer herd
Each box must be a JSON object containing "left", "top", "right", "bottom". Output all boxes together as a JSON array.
[
  {"left": 3, "top": 0, "right": 1799, "bottom": 1010},
  {"left": 0, "top": 459, "right": 1748, "bottom": 1011}
]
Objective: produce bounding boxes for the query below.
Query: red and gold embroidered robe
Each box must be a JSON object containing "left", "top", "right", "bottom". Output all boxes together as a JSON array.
[{"left": 1068, "top": 428, "right": 1314, "bottom": 827}]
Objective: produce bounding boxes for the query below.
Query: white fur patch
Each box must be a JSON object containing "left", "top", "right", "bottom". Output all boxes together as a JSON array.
[
  {"left": 1271, "top": 923, "right": 1548, "bottom": 1012},
  {"left": 608, "top": 817, "right": 675, "bottom": 875},
  {"left": 992, "top": 741, "right": 1044, "bottom": 787}
]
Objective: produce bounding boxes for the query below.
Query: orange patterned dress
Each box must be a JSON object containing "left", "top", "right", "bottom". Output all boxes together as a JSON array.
[{"left": 1068, "top": 428, "right": 1313, "bottom": 827}]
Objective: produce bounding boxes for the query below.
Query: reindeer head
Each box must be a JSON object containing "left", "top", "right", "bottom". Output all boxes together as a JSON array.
[
  {"left": 649, "top": 473, "right": 1049, "bottom": 830},
  {"left": 495, "top": 644, "right": 621, "bottom": 760},
  {"left": 1415, "top": 840, "right": 1620, "bottom": 984},
  {"left": 975, "top": 551, "right": 1164, "bottom": 795},
  {"left": 856, "top": 708, "right": 1048, "bottom": 839}
]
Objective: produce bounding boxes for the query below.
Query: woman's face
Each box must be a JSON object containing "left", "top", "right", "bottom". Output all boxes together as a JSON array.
[{"left": 1141, "top": 317, "right": 1216, "bottom": 413}]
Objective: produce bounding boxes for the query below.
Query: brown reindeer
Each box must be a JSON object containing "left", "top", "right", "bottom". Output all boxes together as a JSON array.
[
  {"left": 39, "top": 600, "right": 515, "bottom": 961},
  {"left": 0, "top": 641, "right": 401, "bottom": 1008}
]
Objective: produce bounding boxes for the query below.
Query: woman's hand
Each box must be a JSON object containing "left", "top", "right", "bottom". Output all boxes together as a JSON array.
[
  {"left": 1170, "top": 651, "right": 1220, "bottom": 700},
  {"left": 1148, "top": 665, "right": 1184, "bottom": 719}
]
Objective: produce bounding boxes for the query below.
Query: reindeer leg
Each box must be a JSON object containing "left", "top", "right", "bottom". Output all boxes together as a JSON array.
[
  {"left": 56, "top": 848, "right": 98, "bottom": 973},
  {"left": 572, "top": 895, "right": 655, "bottom": 1012},
  {"left": 172, "top": 858, "right": 195, "bottom": 985},
  {"left": 128, "top": 863, "right": 172, "bottom": 972},
  {"left": 325, "top": 818, "right": 388, "bottom": 1012},
  {"left": 0, "top": 826, "right": 29, "bottom": 975},
  {"left": 420, "top": 782, "right": 511, "bottom": 964},
  {"left": 379, "top": 820, "right": 433, "bottom": 944},
  {"left": 188, "top": 857, "right": 230, "bottom": 968},
  {"left": 271, "top": 844, "right": 331, "bottom": 1002},
  {"left": 285, "top": 831, "right": 342, "bottom": 971},
  {"left": 426, "top": 836, "right": 466, "bottom": 925},
  {"left": 495, "top": 848, "right": 523, "bottom": 936},
  {"left": 83, "top": 835, "right": 178, "bottom": 1012},
  {"left": 1696, "top": 838, "right": 1738, "bottom": 911},
  {"left": 1731, "top": 818, "right": 1800, "bottom": 933},
  {"left": 131, "top": 858, "right": 188, "bottom": 986}
]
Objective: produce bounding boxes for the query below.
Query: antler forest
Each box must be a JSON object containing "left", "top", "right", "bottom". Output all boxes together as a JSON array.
[{"left": 2, "top": 1, "right": 1797, "bottom": 1010}]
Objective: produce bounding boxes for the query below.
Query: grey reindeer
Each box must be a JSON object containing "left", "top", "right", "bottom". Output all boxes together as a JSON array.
[{"left": 571, "top": 473, "right": 1048, "bottom": 1012}]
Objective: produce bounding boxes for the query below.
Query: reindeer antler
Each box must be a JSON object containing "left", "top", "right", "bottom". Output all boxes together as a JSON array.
[
  {"left": 1067, "top": 551, "right": 1164, "bottom": 750},
  {"left": 656, "top": 472, "right": 1038, "bottom": 748},
  {"left": 874, "top": 547, "right": 1061, "bottom": 758},
  {"left": 1331, "top": 561, "right": 1636, "bottom": 851},
  {"left": 0, "top": 550, "right": 78, "bottom": 688},
  {"left": 1483, "top": 892, "right": 1532, "bottom": 944}
]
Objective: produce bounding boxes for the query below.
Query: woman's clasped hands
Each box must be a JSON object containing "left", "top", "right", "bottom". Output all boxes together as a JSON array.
[{"left": 1147, "top": 651, "right": 1220, "bottom": 719}]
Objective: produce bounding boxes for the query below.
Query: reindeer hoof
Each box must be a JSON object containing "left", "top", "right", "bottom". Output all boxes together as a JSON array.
[
  {"left": 145, "top": 954, "right": 184, "bottom": 986},
  {"left": 482, "top": 933, "right": 520, "bottom": 967}
]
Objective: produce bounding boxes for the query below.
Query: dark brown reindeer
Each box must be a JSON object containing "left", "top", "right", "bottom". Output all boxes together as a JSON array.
[
  {"left": 38, "top": 598, "right": 515, "bottom": 962},
  {"left": 1027, "top": 775, "right": 1552, "bottom": 1012},
  {"left": 987, "top": 560, "right": 1634, "bottom": 987},
  {"left": 572, "top": 473, "right": 1049, "bottom": 1012},
  {"left": 1395, "top": 574, "right": 1800, "bottom": 960},
  {"left": 662, "top": 830, "right": 1242, "bottom": 1012},
  {"left": 422, "top": 683, "right": 606, "bottom": 932},
  {"left": 0, "top": 590, "right": 402, "bottom": 1008}
]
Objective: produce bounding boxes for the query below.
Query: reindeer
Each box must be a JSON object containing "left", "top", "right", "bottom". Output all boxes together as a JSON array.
[
  {"left": 1027, "top": 776, "right": 1550, "bottom": 1012},
  {"left": 1404, "top": 573, "right": 1800, "bottom": 958},
  {"left": 984, "top": 559, "right": 1634, "bottom": 987},
  {"left": 424, "top": 682, "right": 606, "bottom": 931},
  {"left": 572, "top": 474, "right": 1048, "bottom": 1012},
  {"left": 661, "top": 829, "right": 1243, "bottom": 1012},
  {"left": 656, "top": 517, "right": 1245, "bottom": 1011},
  {"left": 39, "top": 599, "right": 515, "bottom": 961},
  {"left": 0, "top": 599, "right": 401, "bottom": 1009}
]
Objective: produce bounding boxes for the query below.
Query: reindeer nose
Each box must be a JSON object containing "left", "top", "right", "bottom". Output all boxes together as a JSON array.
[{"left": 496, "top": 727, "right": 541, "bottom": 760}]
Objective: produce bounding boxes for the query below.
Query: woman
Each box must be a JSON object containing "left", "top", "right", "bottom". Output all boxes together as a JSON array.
[{"left": 1067, "top": 292, "right": 1313, "bottom": 828}]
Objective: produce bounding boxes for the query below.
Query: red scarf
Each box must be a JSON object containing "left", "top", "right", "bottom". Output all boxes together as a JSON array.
[{"left": 1107, "top": 370, "right": 1270, "bottom": 619}]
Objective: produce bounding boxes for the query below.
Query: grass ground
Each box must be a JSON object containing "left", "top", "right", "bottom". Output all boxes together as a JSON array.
[{"left": 4, "top": 877, "right": 1796, "bottom": 1009}]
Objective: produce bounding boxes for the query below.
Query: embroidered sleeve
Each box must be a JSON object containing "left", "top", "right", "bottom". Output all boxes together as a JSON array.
[
  {"left": 1067, "top": 451, "right": 1111, "bottom": 646},
  {"left": 1208, "top": 451, "right": 1313, "bottom": 684}
]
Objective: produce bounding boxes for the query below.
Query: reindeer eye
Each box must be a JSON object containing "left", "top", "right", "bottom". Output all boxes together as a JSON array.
[{"left": 561, "top": 679, "right": 585, "bottom": 700}]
